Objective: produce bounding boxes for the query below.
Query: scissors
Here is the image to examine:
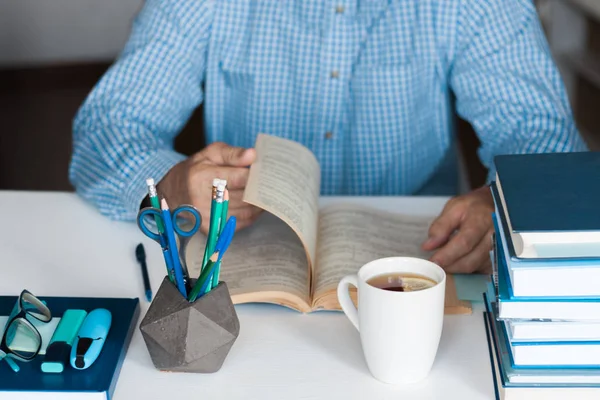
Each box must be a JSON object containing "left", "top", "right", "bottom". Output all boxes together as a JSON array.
[{"left": 136, "top": 204, "right": 201, "bottom": 283}]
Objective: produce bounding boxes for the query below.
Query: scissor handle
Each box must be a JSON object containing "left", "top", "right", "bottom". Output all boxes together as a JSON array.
[
  {"left": 137, "top": 208, "right": 163, "bottom": 242},
  {"left": 172, "top": 205, "right": 201, "bottom": 237}
]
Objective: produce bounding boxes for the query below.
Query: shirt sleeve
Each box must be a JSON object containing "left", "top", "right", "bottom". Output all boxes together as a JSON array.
[
  {"left": 448, "top": 0, "right": 588, "bottom": 183},
  {"left": 69, "top": 0, "right": 214, "bottom": 220}
]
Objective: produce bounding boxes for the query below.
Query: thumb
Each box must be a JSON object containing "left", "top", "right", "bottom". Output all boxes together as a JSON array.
[{"left": 203, "top": 142, "right": 256, "bottom": 167}]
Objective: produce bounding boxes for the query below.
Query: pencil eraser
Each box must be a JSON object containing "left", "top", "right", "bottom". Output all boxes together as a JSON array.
[{"left": 70, "top": 309, "right": 112, "bottom": 370}]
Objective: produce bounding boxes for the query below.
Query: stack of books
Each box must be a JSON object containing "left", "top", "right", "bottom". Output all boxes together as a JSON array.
[{"left": 485, "top": 152, "right": 600, "bottom": 400}]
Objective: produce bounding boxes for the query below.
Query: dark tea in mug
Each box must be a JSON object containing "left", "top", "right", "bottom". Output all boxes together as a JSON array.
[{"left": 367, "top": 273, "right": 437, "bottom": 292}]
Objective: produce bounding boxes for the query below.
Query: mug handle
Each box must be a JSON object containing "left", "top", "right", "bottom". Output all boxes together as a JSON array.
[{"left": 337, "top": 274, "right": 359, "bottom": 331}]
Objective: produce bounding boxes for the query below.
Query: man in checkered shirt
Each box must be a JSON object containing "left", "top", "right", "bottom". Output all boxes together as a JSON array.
[{"left": 70, "top": 1, "right": 587, "bottom": 274}]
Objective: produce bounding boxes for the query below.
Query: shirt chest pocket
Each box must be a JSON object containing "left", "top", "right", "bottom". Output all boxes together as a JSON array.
[
  {"left": 216, "top": 6, "right": 322, "bottom": 138},
  {"left": 218, "top": 6, "right": 321, "bottom": 91}
]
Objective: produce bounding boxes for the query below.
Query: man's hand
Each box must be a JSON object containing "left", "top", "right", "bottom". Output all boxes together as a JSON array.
[
  {"left": 421, "top": 185, "right": 494, "bottom": 274},
  {"left": 156, "top": 142, "right": 262, "bottom": 234}
]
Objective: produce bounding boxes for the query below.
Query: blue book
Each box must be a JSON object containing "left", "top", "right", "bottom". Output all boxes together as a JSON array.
[
  {"left": 494, "top": 152, "right": 600, "bottom": 260},
  {"left": 485, "top": 293, "right": 600, "bottom": 369},
  {"left": 492, "top": 226, "right": 600, "bottom": 320},
  {"left": 491, "top": 182, "right": 600, "bottom": 298},
  {"left": 0, "top": 295, "right": 139, "bottom": 400},
  {"left": 483, "top": 306, "right": 600, "bottom": 400}
]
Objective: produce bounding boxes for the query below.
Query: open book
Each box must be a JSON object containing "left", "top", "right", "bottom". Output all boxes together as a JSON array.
[{"left": 189, "top": 134, "right": 471, "bottom": 314}]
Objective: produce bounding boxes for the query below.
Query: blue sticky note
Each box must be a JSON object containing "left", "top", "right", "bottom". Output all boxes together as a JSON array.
[{"left": 454, "top": 274, "right": 490, "bottom": 302}]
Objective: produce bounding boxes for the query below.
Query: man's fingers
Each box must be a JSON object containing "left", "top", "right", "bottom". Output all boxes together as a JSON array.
[
  {"left": 429, "top": 216, "right": 488, "bottom": 268},
  {"left": 190, "top": 165, "right": 250, "bottom": 191},
  {"left": 229, "top": 205, "right": 263, "bottom": 224},
  {"left": 442, "top": 229, "right": 494, "bottom": 274},
  {"left": 197, "top": 205, "right": 261, "bottom": 234},
  {"left": 226, "top": 189, "right": 246, "bottom": 207},
  {"left": 422, "top": 199, "right": 465, "bottom": 251},
  {"left": 201, "top": 142, "right": 256, "bottom": 167}
]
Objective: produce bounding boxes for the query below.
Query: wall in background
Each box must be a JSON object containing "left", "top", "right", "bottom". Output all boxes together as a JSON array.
[{"left": 0, "top": 0, "right": 143, "bottom": 67}]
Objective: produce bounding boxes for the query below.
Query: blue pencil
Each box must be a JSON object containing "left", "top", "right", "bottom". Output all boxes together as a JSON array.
[{"left": 161, "top": 198, "right": 187, "bottom": 298}]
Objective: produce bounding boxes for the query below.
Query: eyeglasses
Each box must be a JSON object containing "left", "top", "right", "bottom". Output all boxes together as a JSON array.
[{"left": 0, "top": 290, "right": 52, "bottom": 372}]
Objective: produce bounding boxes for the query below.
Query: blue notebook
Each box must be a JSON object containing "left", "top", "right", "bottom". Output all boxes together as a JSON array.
[
  {"left": 0, "top": 295, "right": 139, "bottom": 400},
  {"left": 493, "top": 240, "right": 600, "bottom": 320},
  {"left": 491, "top": 183, "right": 600, "bottom": 298},
  {"left": 494, "top": 152, "right": 600, "bottom": 233},
  {"left": 483, "top": 303, "right": 600, "bottom": 390},
  {"left": 485, "top": 293, "right": 600, "bottom": 370},
  {"left": 491, "top": 182, "right": 600, "bottom": 264}
]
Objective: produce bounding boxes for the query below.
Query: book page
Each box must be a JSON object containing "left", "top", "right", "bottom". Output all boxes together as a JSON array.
[
  {"left": 187, "top": 212, "right": 311, "bottom": 312},
  {"left": 243, "top": 134, "right": 321, "bottom": 271},
  {"left": 312, "top": 204, "right": 471, "bottom": 314}
]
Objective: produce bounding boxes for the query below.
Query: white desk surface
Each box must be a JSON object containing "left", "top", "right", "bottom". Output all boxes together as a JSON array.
[{"left": 0, "top": 191, "right": 494, "bottom": 400}]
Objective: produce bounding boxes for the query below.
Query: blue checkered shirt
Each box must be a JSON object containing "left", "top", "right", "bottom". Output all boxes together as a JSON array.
[{"left": 70, "top": 0, "right": 587, "bottom": 220}]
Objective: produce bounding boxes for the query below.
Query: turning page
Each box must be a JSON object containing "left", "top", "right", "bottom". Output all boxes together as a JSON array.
[
  {"left": 187, "top": 213, "right": 312, "bottom": 312},
  {"left": 243, "top": 134, "right": 321, "bottom": 271},
  {"left": 312, "top": 204, "right": 471, "bottom": 314}
]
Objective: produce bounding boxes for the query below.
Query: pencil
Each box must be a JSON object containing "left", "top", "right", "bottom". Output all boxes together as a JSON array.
[
  {"left": 219, "top": 186, "right": 229, "bottom": 234},
  {"left": 161, "top": 198, "right": 187, "bottom": 298},
  {"left": 146, "top": 178, "right": 165, "bottom": 234},
  {"left": 201, "top": 179, "right": 220, "bottom": 270},
  {"left": 188, "top": 252, "right": 219, "bottom": 302},
  {"left": 211, "top": 187, "right": 229, "bottom": 289}
]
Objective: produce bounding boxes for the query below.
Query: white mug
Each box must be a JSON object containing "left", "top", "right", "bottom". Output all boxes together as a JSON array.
[{"left": 337, "top": 257, "right": 446, "bottom": 385}]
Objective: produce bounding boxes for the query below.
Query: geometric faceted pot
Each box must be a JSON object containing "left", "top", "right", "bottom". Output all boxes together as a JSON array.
[{"left": 139, "top": 276, "right": 240, "bottom": 373}]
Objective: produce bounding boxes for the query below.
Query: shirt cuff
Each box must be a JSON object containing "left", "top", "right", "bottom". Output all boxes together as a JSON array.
[{"left": 123, "top": 149, "right": 187, "bottom": 220}]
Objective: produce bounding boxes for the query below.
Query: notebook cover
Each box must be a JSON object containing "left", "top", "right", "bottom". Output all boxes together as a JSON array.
[
  {"left": 494, "top": 152, "right": 600, "bottom": 233},
  {"left": 484, "top": 299, "right": 600, "bottom": 384},
  {"left": 491, "top": 182, "right": 600, "bottom": 264},
  {"left": 485, "top": 293, "right": 600, "bottom": 371},
  {"left": 494, "top": 232, "right": 600, "bottom": 302},
  {"left": 0, "top": 296, "right": 140, "bottom": 398}
]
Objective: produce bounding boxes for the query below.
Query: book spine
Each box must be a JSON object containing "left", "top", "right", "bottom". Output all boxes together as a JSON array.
[{"left": 107, "top": 301, "right": 140, "bottom": 400}]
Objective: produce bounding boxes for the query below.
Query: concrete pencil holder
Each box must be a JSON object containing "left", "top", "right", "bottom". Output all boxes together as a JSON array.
[{"left": 139, "top": 276, "right": 240, "bottom": 373}]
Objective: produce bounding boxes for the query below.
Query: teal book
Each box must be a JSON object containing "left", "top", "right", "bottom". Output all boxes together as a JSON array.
[
  {"left": 494, "top": 152, "right": 600, "bottom": 260},
  {"left": 491, "top": 182, "right": 600, "bottom": 298},
  {"left": 483, "top": 307, "right": 600, "bottom": 400},
  {"left": 494, "top": 152, "right": 600, "bottom": 233},
  {"left": 0, "top": 295, "right": 139, "bottom": 400},
  {"left": 485, "top": 293, "right": 600, "bottom": 369}
]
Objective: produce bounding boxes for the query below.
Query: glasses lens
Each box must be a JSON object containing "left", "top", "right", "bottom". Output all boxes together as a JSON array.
[
  {"left": 20, "top": 292, "right": 51, "bottom": 322},
  {"left": 5, "top": 319, "right": 40, "bottom": 360}
]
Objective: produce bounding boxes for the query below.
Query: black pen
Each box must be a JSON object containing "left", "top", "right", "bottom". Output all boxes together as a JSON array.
[{"left": 136, "top": 243, "right": 153, "bottom": 302}]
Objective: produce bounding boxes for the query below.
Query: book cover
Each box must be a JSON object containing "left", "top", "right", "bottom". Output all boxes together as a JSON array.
[
  {"left": 0, "top": 295, "right": 140, "bottom": 399},
  {"left": 490, "top": 182, "right": 600, "bottom": 265},
  {"left": 493, "top": 233, "right": 600, "bottom": 319},
  {"left": 494, "top": 152, "right": 600, "bottom": 233},
  {"left": 491, "top": 183, "right": 600, "bottom": 297},
  {"left": 484, "top": 294, "right": 600, "bottom": 382}
]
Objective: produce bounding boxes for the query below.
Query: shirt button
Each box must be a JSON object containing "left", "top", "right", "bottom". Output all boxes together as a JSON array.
[
  {"left": 330, "top": 70, "right": 340, "bottom": 79},
  {"left": 335, "top": 5, "right": 345, "bottom": 14},
  {"left": 325, "top": 132, "right": 334, "bottom": 139}
]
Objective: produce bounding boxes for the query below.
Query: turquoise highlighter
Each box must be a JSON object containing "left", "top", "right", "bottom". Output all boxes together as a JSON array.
[
  {"left": 41, "top": 309, "right": 87, "bottom": 373},
  {"left": 70, "top": 308, "right": 112, "bottom": 370}
]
